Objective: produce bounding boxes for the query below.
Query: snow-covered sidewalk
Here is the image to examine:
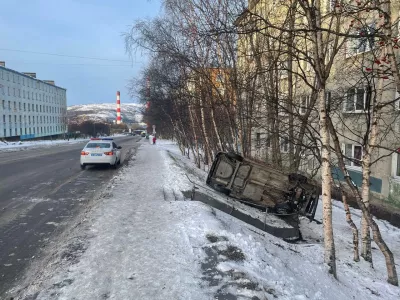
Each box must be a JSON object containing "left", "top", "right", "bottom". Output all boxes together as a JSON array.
[{"left": 13, "top": 141, "right": 400, "bottom": 300}]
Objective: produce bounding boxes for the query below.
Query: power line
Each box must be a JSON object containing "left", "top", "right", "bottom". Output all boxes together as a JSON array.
[{"left": 0, "top": 48, "right": 136, "bottom": 63}]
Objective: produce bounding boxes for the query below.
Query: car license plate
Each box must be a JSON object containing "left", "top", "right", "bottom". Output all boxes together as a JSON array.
[{"left": 91, "top": 153, "right": 102, "bottom": 156}]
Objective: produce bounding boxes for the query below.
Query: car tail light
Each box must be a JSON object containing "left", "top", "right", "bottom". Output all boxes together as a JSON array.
[
  {"left": 81, "top": 151, "right": 89, "bottom": 155},
  {"left": 104, "top": 151, "right": 113, "bottom": 156}
]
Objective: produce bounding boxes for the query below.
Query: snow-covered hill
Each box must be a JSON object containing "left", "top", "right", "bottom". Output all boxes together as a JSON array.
[{"left": 68, "top": 103, "right": 143, "bottom": 124}]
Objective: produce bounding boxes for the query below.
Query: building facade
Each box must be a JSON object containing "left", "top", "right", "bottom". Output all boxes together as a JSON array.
[
  {"left": 0, "top": 62, "right": 67, "bottom": 140},
  {"left": 236, "top": 0, "right": 400, "bottom": 204}
]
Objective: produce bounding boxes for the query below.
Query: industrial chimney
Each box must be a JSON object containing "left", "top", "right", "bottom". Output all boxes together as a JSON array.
[{"left": 116, "top": 91, "right": 122, "bottom": 124}]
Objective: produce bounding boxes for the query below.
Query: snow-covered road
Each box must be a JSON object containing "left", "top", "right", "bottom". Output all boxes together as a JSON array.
[{"left": 10, "top": 140, "right": 400, "bottom": 300}]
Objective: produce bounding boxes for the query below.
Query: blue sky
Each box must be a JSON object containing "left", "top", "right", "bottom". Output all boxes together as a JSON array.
[{"left": 0, "top": 0, "right": 162, "bottom": 106}]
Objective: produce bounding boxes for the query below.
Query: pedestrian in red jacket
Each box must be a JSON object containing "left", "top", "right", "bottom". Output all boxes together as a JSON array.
[{"left": 153, "top": 135, "right": 156, "bottom": 145}]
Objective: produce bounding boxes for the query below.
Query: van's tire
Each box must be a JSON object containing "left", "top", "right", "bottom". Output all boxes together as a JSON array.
[
  {"left": 80, "top": 164, "right": 86, "bottom": 170},
  {"left": 213, "top": 184, "right": 230, "bottom": 195},
  {"left": 226, "top": 152, "right": 243, "bottom": 162}
]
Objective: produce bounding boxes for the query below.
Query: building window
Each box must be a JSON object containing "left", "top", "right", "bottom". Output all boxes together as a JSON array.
[
  {"left": 343, "top": 143, "right": 363, "bottom": 168},
  {"left": 392, "top": 151, "right": 400, "bottom": 179},
  {"left": 13, "top": 88, "right": 15, "bottom": 96},
  {"left": 280, "top": 136, "right": 289, "bottom": 153},
  {"left": 8, "top": 87, "right": 10, "bottom": 96},
  {"left": 344, "top": 87, "right": 371, "bottom": 112},
  {"left": 8, "top": 101, "right": 11, "bottom": 109},
  {"left": 300, "top": 95, "right": 310, "bottom": 114},
  {"left": 347, "top": 25, "right": 375, "bottom": 56},
  {"left": 13, "top": 101, "right": 16, "bottom": 111},
  {"left": 2, "top": 100, "right": 5, "bottom": 109},
  {"left": 23, "top": 77, "right": 25, "bottom": 86},
  {"left": 24, "top": 103, "right": 26, "bottom": 111},
  {"left": 255, "top": 132, "right": 261, "bottom": 148},
  {"left": 19, "top": 102, "right": 21, "bottom": 110}
]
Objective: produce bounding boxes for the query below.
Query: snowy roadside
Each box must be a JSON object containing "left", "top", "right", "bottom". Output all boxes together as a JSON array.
[
  {"left": 0, "top": 138, "right": 89, "bottom": 153},
  {"left": 0, "top": 134, "right": 129, "bottom": 153},
  {"left": 12, "top": 140, "right": 400, "bottom": 300}
]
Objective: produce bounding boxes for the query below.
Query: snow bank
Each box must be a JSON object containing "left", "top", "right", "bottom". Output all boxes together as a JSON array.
[{"left": 0, "top": 138, "right": 89, "bottom": 152}]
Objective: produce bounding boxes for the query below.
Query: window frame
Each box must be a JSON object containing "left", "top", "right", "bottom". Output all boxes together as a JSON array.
[
  {"left": 346, "top": 24, "right": 375, "bottom": 57},
  {"left": 342, "top": 143, "right": 363, "bottom": 170},
  {"left": 300, "top": 95, "right": 311, "bottom": 115},
  {"left": 255, "top": 132, "right": 261, "bottom": 148},
  {"left": 280, "top": 136, "right": 289, "bottom": 153},
  {"left": 343, "top": 86, "right": 371, "bottom": 113},
  {"left": 392, "top": 150, "right": 400, "bottom": 180}
]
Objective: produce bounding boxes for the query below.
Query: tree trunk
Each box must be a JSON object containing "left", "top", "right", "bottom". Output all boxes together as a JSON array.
[
  {"left": 199, "top": 96, "right": 213, "bottom": 164},
  {"left": 189, "top": 104, "right": 200, "bottom": 168},
  {"left": 210, "top": 102, "right": 224, "bottom": 152},
  {"left": 342, "top": 191, "right": 360, "bottom": 262},
  {"left": 327, "top": 115, "right": 398, "bottom": 286},
  {"left": 318, "top": 87, "right": 337, "bottom": 278}
]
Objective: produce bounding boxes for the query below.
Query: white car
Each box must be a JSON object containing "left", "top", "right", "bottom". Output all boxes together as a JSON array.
[{"left": 80, "top": 138, "right": 122, "bottom": 169}]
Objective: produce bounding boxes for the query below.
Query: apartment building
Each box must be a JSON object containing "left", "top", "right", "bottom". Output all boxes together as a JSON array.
[
  {"left": 236, "top": 0, "right": 400, "bottom": 204},
  {"left": 0, "top": 62, "right": 67, "bottom": 140}
]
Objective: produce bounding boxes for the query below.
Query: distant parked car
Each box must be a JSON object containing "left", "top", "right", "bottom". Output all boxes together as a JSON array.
[
  {"left": 80, "top": 138, "right": 122, "bottom": 170},
  {"left": 206, "top": 152, "right": 320, "bottom": 219}
]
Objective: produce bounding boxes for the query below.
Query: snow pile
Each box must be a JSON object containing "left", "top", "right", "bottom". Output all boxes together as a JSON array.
[
  {"left": 12, "top": 140, "right": 400, "bottom": 300},
  {"left": 0, "top": 138, "right": 89, "bottom": 152}
]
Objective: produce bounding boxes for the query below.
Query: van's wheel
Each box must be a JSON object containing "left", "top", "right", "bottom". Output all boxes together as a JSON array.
[
  {"left": 226, "top": 152, "right": 243, "bottom": 162},
  {"left": 80, "top": 164, "right": 86, "bottom": 170},
  {"left": 213, "top": 184, "right": 230, "bottom": 195}
]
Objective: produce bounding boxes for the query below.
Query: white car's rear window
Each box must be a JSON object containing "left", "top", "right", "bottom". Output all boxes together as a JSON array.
[{"left": 85, "top": 142, "right": 111, "bottom": 149}]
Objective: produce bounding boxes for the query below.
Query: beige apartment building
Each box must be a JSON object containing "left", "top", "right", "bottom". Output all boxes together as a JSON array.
[{"left": 236, "top": 0, "right": 400, "bottom": 204}]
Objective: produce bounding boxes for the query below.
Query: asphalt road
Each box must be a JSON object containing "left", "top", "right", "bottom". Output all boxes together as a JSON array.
[{"left": 0, "top": 135, "right": 142, "bottom": 297}]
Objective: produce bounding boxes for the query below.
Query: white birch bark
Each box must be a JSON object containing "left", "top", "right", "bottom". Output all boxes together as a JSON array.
[{"left": 318, "top": 88, "right": 337, "bottom": 278}]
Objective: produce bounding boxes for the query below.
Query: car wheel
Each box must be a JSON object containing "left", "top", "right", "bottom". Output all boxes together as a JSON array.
[
  {"left": 111, "top": 159, "right": 118, "bottom": 169},
  {"left": 80, "top": 164, "right": 86, "bottom": 170},
  {"left": 226, "top": 152, "right": 244, "bottom": 162}
]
